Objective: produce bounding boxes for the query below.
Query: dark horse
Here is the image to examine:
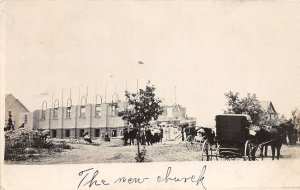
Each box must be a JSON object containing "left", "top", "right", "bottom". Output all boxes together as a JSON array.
[
  {"left": 253, "top": 125, "right": 286, "bottom": 160},
  {"left": 197, "top": 127, "right": 215, "bottom": 161},
  {"left": 199, "top": 127, "right": 215, "bottom": 144}
]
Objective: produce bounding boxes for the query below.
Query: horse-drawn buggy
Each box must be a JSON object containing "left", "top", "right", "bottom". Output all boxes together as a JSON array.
[
  {"left": 201, "top": 114, "right": 266, "bottom": 161},
  {"left": 184, "top": 124, "right": 215, "bottom": 151}
]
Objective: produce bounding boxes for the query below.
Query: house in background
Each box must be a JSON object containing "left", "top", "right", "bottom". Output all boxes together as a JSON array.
[
  {"left": 5, "top": 94, "right": 33, "bottom": 129},
  {"left": 259, "top": 101, "right": 277, "bottom": 120},
  {"left": 158, "top": 103, "right": 196, "bottom": 126}
]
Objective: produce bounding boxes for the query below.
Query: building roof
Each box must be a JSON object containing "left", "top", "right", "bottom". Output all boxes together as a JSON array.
[
  {"left": 216, "top": 114, "right": 252, "bottom": 123},
  {"left": 259, "top": 101, "right": 276, "bottom": 114},
  {"left": 5, "top": 93, "right": 30, "bottom": 112}
]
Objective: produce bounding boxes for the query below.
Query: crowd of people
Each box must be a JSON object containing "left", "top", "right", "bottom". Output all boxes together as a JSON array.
[
  {"left": 122, "top": 125, "right": 164, "bottom": 146},
  {"left": 121, "top": 123, "right": 217, "bottom": 146}
]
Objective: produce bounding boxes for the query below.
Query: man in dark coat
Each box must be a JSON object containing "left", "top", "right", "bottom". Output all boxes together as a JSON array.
[
  {"left": 129, "top": 127, "right": 135, "bottom": 145},
  {"left": 123, "top": 128, "right": 129, "bottom": 146},
  {"left": 145, "top": 127, "right": 153, "bottom": 145},
  {"left": 7, "top": 115, "right": 14, "bottom": 130},
  {"left": 159, "top": 126, "right": 164, "bottom": 143}
]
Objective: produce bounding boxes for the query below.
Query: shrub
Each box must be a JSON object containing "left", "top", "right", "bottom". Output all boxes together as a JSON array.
[
  {"left": 59, "top": 142, "right": 72, "bottom": 149},
  {"left": 4, "top": 143, "right": 27, "bottom": 161},
  {"left": 4, "top": 135, "right": 71, "bottom": 161},
  {"left": 31, "top": 138, "right": 55, "bottom": 149}
]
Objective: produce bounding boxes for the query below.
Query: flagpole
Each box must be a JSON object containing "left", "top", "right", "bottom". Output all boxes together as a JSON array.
[
  {"left": 175, "top": 86, "right": 176, "bottom": 105},
  {"left": 78, "top": 87, "right": 80, "bottom": 105},
  {"left": 61, "top": 89, "right": 64, "bottom": 139},
  {"left": 86, "top": 86, "right": 88, "bottom": 98},
  {"left": 136, "top": 78, "right": 139, "bottom": 94},
  {"left": 105, "top": 83, "right": 107, "bottom": 103}
]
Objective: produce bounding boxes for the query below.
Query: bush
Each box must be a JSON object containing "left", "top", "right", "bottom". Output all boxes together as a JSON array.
[
  {"left": 4, "top": 143, "right": 27, "bottom": 161},
  {"left": 31, "top": 138, "right": 55, "bottom": 149},
  {"left": 25, "top": 148, "right": 39, "bottom": 154},
  {"left": 59, "top": 142, "right": 72, "bottom": 149},
  {"left": 4, "top": 135, "right": 72, "bottom": 161}
]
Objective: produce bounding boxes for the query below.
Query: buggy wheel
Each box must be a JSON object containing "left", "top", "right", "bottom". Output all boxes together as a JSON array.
[
  {"left": 250, "top": 144, "right": 263, "bottom": 161},
  {"left": 244, "top": 140, "right": 263, "bottom": 161},
  {"left": 201, "top": 140, "right": 210, "bottom": 161},
  {"left": 186, "top": 135, "right": 193, "bottom": 150},
  {"left": 244, "top": 140, "right": 251, "bottom": 161}
]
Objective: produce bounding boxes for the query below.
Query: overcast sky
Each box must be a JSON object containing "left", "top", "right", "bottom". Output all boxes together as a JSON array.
[{"left": 4, "top": 1, "right": 300, "bottom": 127}]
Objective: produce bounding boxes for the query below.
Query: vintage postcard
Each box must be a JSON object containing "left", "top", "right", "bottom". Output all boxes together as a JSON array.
[{"left": 1, "top": 1, "right": 300, "bottom": 190}]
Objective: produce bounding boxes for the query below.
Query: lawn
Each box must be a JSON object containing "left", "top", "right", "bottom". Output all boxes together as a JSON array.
[{"left": 4, "top": 139, "right": 300, "bottom": 165}]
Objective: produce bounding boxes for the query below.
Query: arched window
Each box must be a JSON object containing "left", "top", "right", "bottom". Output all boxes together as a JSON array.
[
  {"left": 95, "top": 95, "right": 102, "bottom": 117},
  {"left": 80, "top": 96, "right": 87, "bottom": 118},
  {"left": 53, "top": 99, "right": 59, "bottom": 119},
  {"left": 66, "top": 98, "right": 72, "bottom": 119},
  {"left": 112, "top": 93, "right": 119, "bottom": 103},
  {"left": 41, "top": 101, "right": 47, "bottom": 120},
  {"left": 111, "top": 93, "right": 119, "bottom": 117},
  {"left": 111, "top": 105, "right": 117, "bottom": 117}
]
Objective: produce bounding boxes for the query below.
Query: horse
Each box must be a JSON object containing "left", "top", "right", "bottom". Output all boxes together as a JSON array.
[
  {"left": 252, "top": 125, "right": 286, "bottom": 160},
  {"left": 198, "top": 127, "right": 215, "bottom": 144}
]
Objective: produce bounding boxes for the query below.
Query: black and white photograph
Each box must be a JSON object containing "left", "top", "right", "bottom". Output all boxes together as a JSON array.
[{"left": 1, "top": 1, "right": 300, "bottom": 189}]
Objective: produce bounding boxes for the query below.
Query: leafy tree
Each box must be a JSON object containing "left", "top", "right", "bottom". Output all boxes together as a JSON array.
[
  {"left": 224, "top": 91, "right": 268, "bottom": 126},
  {"left": 118, "top": 81, "right": 163, "bottom": 162},
  {"left": 291, "top": 108, "right": 300, "bottom": 131}
]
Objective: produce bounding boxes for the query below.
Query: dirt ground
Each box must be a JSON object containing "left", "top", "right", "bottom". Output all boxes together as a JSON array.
[{"left": 5, "top": 139, "right": 300, "bottom": 165}]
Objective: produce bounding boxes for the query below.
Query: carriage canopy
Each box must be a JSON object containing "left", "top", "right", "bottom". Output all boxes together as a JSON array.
[{"left": 215, "top": 114, "right": 252, "bottom": 143}]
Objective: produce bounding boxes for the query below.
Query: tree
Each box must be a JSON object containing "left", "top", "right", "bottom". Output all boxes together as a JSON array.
[
  {"left": 291, "top": 108, "right": 300, "bottom": 131},
  {"left": 224, "top": 91, "right": 268, "bottom": 126},
  {"left": 118, "top": 81, "right": 163, "bottom": 162}
]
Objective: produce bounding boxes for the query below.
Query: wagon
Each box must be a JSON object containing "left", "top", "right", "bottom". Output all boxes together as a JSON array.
[{"left": 201, "top": 114, "right": 264, "bottom": 161}]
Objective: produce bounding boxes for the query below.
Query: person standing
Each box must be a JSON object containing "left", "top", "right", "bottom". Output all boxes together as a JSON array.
[
  {"left": 7, "top": 115, "right": 14, "bottom": 130},
  {"left": 145, "top": 127, "right": 153, "bottom": 145},
  {"left": 159, "top": 126, "right": 164, "bottom": 143},
  {"left": 181, "top": 125, "right": 185, "bottom": 141},
  {"left": 129, "top": 127, "right": 135, "bottom": 145},
  {"left": 123, "top": 128, "right": 129, "bottom": 146}
]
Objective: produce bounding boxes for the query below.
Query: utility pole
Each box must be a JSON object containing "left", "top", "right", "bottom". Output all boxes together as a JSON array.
[
  {"left": 175, "top": 86, "right": 177, "bottom": 105},
  {"left": 61, "top": 89, "right": 64, "bottom": 139}
]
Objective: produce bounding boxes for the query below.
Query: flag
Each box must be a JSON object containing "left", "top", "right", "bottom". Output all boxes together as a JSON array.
[{"left": 138, "top": 61, "right": 144, "bottom": 64}]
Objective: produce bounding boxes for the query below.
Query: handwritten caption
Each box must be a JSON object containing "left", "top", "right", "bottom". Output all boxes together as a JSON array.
[{"left": 77, "top": 165, "right": 206, "bottom": 190}]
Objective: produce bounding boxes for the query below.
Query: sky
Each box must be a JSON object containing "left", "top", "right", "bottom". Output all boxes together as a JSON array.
[{"left": 3, "top": 1, "right": 300, "bottom": 127}]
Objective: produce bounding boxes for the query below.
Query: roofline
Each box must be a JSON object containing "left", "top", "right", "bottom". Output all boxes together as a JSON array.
[
  {"left": 6, "top": 94, "right": 30, "bottom": 112},
  {"left": 215, "top": 114, "right": 252, "bottom": 122},
  {"left": 269, "top": 102, "right": 277, "bottom": 114}
]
